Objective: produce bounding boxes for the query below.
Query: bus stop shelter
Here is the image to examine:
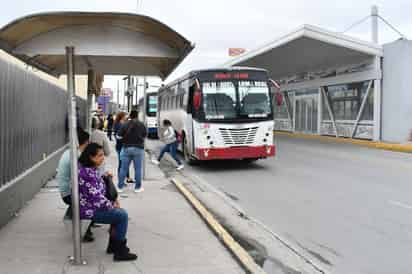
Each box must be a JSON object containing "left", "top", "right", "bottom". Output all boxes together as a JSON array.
[
  {"left": 224, "top": 25, "right": 383, "bottom": 141},
  {"left": 0, "top": 11, "right": 194, "bottom": 264}
]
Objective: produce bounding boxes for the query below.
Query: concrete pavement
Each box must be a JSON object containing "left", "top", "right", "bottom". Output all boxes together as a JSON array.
[{"left": 0, "top": 144, "right": 245, "bottom": 274}]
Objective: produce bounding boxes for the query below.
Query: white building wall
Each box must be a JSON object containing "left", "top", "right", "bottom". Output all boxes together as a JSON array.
[{"left": 382, "top": 39, "right": 412, "bottom": 143}]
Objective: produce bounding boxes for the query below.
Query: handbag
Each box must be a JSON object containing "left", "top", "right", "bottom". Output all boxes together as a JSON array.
[{"left": 102, "top": 175, "right": 118, "bottom": 202}]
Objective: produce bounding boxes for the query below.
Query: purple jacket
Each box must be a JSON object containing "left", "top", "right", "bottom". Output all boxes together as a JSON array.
[{"left": 78, "top": 166, "right": 113, "bottom": 219}]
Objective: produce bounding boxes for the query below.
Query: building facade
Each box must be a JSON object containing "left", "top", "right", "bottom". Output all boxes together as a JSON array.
[{"left": 225, "top": 25, "right": 411, "bottom": 143}]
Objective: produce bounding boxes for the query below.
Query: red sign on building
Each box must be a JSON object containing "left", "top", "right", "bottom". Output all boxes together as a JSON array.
[{"left": 228, "top": 48, "right": 246, "bottom": 57}]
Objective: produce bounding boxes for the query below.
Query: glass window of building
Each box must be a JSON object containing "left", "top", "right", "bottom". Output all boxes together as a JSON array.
[{"left": 323, "top": 81, "right": 373, "bottom": 121}]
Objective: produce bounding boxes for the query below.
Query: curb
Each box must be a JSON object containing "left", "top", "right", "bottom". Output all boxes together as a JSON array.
[
  {"left": 275, "top": 131, "right": 412, "bottom": 153},
  {"left": 171, "top": 178, "right": 266, "bottom": 274}
]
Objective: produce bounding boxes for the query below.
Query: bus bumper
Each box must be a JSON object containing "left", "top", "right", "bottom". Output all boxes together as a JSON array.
[{"left": 195, "top": 145, "right": 275, "bottom": 160}]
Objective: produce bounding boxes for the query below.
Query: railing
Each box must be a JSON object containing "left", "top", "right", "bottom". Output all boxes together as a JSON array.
[{"left": 0, "top": 54, "right": 86, "bottom": 187}]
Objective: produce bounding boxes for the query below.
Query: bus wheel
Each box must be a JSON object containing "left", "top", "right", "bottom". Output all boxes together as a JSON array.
[{"left": 183, "top": 137, "right": 197, "bottom": 165}]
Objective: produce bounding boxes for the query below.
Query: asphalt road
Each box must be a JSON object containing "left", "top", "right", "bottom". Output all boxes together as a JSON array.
[{"left": 147, "top": 136, "right": 412, "bottom": 274}]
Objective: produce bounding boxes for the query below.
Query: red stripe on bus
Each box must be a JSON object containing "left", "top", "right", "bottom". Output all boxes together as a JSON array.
[{"left": 195, "top": 145, "right": 275, "bottom": 160}]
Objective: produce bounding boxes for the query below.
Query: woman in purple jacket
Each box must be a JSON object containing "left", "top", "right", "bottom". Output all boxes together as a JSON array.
[{"left": 78, "top": 143, "right": 137, "bottom": 261}]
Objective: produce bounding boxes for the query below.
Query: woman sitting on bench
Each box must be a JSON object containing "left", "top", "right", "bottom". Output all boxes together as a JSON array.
[{"left": 78, "top": 143, "right": 137, "bottom": 261}]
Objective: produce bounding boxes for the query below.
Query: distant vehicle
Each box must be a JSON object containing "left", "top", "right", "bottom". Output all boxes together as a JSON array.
[
  {"left": 138, "top": 92, "right": 158, "bottom": 138},
  {"left": 157, "top": 67, "right": 278, "bottom": 164}
]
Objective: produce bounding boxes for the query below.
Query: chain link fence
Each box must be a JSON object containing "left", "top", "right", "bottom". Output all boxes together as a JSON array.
[{"left": 0, "top": 54, "right": 87, "bottom": 187}]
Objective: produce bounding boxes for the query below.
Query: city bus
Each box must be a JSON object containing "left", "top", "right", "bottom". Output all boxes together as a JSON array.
[
  {"left": 138, "top": 92, "right": 158, "bottom": 138},
  {"left": 157, "top": 67, "right": 277, "bottom": 164}
]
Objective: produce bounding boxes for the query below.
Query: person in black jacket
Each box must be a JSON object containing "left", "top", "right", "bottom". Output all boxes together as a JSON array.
[
  {"left": 107, "top": 114, "right": 114, "bottom": 141},
  {"left": 117, "top": 110, "right": 147, "bottom": 193}
]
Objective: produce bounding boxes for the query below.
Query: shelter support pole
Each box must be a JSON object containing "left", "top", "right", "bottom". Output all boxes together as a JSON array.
[
  {"left": 321, "top": 87, "right": 339, "bottom": 137},
  {"left": 66, "top": 46, "right": 83, "bottom": 265},
  {"left": 87, "top": 69, "right": 95, "bottom": 133},
  {"left": 142, "top": 76, "right": 147, "bottom": 179},
  {"left": 351, "top": 80, "right": 373, "bottom": 138},
  {"left": 318, "top": 88, "right": 322, "bottom": 135}
]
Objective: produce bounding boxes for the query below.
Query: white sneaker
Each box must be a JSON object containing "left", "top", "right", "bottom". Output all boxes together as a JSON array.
[
  {"left": 151, "top": 159, "right": 160, "bottom": 165},
  {"left": 176, "top": 165, "right": 184, "bottom": 171},
  {"left": 134, "top": 187, "right": 144, "bottom": 193},
  {"left": 117, "top": 188, "right": 124, "bottom": 193}
]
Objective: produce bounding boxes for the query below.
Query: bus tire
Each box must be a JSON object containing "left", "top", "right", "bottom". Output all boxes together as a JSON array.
[{"left": 183, "top": 136, "right": 198, "bottom": 165}]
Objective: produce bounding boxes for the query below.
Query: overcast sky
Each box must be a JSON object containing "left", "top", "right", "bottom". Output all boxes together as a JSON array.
[{"left": 1, "top": 0, "right": 411, "bottom": 101}]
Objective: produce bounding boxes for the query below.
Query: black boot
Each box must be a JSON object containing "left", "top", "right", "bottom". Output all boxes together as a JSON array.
[
  {"left": 113, "top": 239, "right": 137, "bottom": 261},
  {"left": 107, "top": 237, "right": 130, "bottom": 254},
  {"left": 106, "top": 237, "right": 114, "bottom": 254}
]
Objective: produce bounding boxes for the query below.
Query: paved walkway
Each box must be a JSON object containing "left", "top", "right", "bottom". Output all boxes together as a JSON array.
[{"left": 0, "top": 143, "right": 244, "bottom": 274}]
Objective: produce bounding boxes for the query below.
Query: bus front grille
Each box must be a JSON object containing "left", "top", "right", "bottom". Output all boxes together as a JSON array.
[{"left": 219, "top": 127, "right": 258, "bottom": 145}]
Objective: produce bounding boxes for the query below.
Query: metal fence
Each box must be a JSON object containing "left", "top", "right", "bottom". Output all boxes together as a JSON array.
[{"left": 0, "top": 55, "right": 87, "bottom": 187}]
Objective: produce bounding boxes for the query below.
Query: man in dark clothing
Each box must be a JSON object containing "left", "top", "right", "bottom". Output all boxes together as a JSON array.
[
  {"left": 117, "top": 110, "right": 147, "bottom": 192},
  {"left": 98, "top": 114, "right": 105, "bottom": 131},
  {"left": 107, "top": 114, "right": 114, "bottom": 141}
]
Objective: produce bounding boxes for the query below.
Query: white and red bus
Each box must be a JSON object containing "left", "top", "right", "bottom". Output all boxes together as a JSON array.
[{"left": 157, "top": 67, "right": 278, "bottom": 164}]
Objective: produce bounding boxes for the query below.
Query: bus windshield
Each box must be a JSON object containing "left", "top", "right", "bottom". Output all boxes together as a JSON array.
[
  {"left": 147, "top": 95, "right": 157, "bottom": 117},
  {"left": 201, "top": 80, "right": 272, "bottom": 121},
  {"left": 202, "top": 82, "right": 237, "bottom": 120},
  {"left": 238, "top": 81, "right": 272, "bottom": 118}
]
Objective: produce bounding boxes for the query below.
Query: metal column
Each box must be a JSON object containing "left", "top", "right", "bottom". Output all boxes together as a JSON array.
[
  {"left": 142, "top": 76, "right": 147, "bottom": 179},
  {"left": 66, "top": 46, "right": 83, "bottom": 265},
  {"left": 86, "top": 69, "right": 95, "bottom": 133}
]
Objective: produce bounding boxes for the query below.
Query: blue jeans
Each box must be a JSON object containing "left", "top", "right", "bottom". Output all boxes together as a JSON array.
[
  {"left": 116, "top": 147, "right": 129, "bottom": 179},
  {"left": 92, "top": 208, "right": 128, "bottom": 241},
  {"left": 158, "top": 142, "right": 182, "bottom": 165},
  {"left": 119, "top": 146, "right": 143, "bottom": 189}
]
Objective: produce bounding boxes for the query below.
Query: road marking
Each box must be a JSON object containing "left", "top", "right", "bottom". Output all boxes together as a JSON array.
[{"left": 389, "top": 200, "right": 412, "bottom": 210}]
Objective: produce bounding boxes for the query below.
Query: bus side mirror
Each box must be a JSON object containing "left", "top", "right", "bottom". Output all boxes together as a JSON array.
[{"left": 193, "top": 90, "right": 202, "bottom": 110}]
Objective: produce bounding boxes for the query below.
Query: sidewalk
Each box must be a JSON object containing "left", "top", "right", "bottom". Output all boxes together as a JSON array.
[{"left": 0, "top": 143, "right": 244, "bottom": 274}]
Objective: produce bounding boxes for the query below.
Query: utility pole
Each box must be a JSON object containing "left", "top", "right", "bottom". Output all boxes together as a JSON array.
[{"left": 371, "top": 5, "right": 379, "bottom": 44}]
